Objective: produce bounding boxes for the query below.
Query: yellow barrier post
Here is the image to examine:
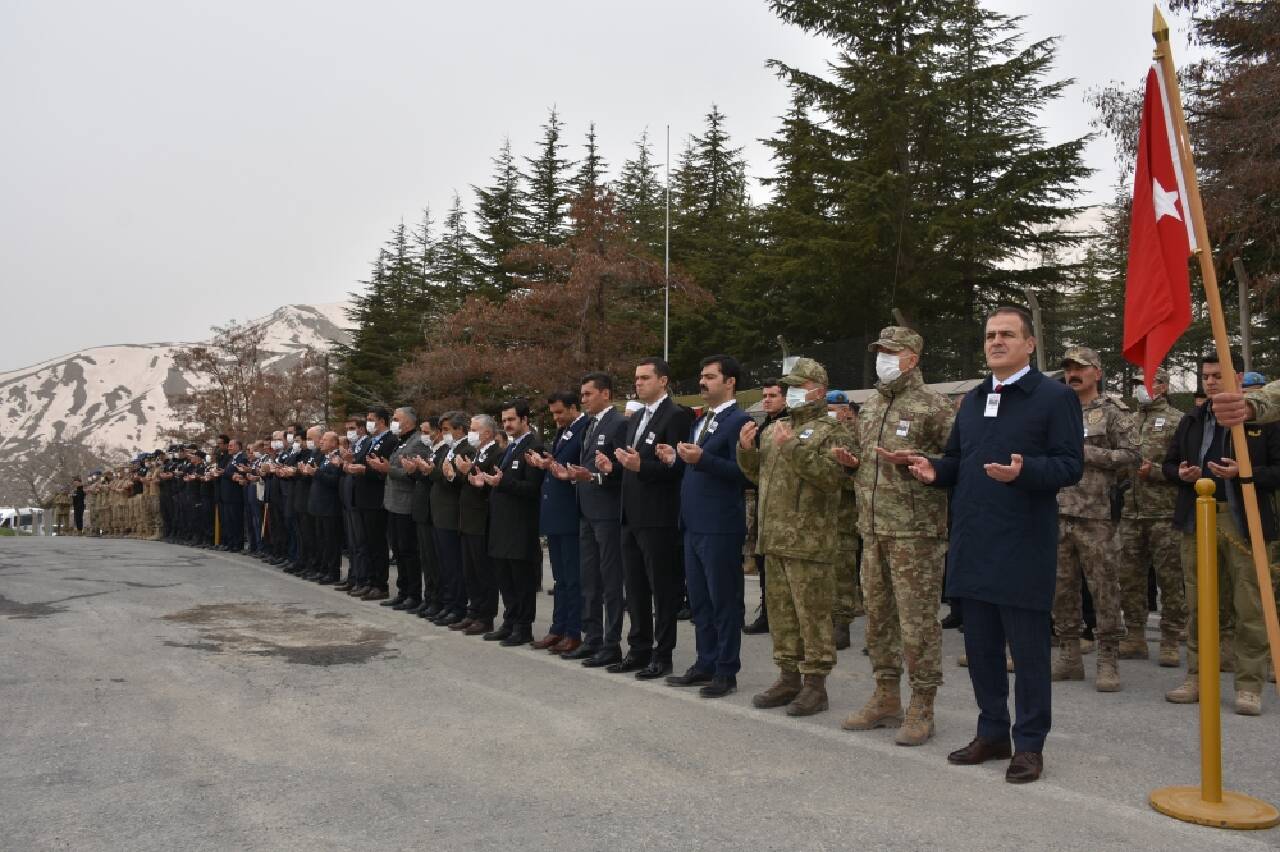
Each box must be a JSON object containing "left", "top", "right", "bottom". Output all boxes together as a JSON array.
[
  {"left": 1149, "top": 479, "right": 1279, "bottom": 828},
  {"left": 214, "top": 504, "right": 220, "bottom": 547}
]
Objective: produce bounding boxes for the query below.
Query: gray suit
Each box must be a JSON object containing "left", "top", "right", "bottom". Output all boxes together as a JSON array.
[
  {"left": 576, "top": 407, "right": 629, "bottom": 653},
  {"left": 385, "top": 429, "right": 429, "bottom": 600},
  {"left": 384, "top": 431, "right": 428, "bottom": 515}
]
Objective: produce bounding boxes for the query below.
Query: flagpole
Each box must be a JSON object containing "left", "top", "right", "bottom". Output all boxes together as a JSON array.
[
  {"left": 1148, "top": 4, "right": 1279, "bottom": 830},
  {"left": 664, "top": 124, "right": 671, "bottom": 364}
]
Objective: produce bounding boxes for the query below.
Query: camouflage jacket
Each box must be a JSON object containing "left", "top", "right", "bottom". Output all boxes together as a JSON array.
[
  {"left": 1248, "top": 380, "right": 1280, "bottom": 425},
  {"left": 850, "top": 370, "right": 954, "bottom": 539},
  {"left": 1121, "top": 396, "right": 1183, "bottom": 520},
  {"left": 738, "top": 399, "right": 845, "bottom": 563},
  {"left": 1058, "top": 395, "right": 1139, "bottom": 520}
]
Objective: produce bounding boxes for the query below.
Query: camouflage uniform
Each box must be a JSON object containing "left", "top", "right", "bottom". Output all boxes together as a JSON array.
[
  {"left": 1246, "top": 380, "right": 1280, "bottom": 425},
  {"left": 833, "top": 470, "right": 863, "bottom": 627},
  {"left": 1053, "top": 347, "right": 1140, "bottom": 688},
  {"left": 1118, "top": 386, "right": 1187, "bottom": 659},
  {"left": 738, "top": 363, "right": 846, "bottom": 681},
  {"left": 51, "top": 492, "right": 71, "bottom": 534}
]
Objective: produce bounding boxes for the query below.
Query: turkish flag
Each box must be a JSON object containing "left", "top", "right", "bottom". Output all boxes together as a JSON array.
[{"left": 1123, "top": 65, "right": 1196, "bottom": 394}]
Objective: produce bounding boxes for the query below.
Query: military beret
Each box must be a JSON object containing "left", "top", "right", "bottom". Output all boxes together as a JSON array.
[
  {"left": 1243, "top": 371, "right": 1267, "bottom": 388},
  {"left": 826, "top": 390, "right": 849, "bottom": 404}
]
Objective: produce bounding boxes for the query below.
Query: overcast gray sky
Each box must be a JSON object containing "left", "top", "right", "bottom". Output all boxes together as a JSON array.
[{"left": 1, "top": 1, "right": 1202, "bottom": 371}]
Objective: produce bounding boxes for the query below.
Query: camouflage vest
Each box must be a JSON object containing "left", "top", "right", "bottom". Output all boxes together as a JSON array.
[
  {"left": 1122, "top": 397, "right": 1184, "bottom": 520},
  {"left": 1058, "top": 395, "right": 1139, "bottom": 520}
]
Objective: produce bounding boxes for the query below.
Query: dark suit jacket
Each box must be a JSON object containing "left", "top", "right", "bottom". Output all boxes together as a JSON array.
[
  {"left": 429, "top": 441, "right": 462, "bottom": 532},
  {"left": 308, "top": 451, "right": 343, "bottom": 517},
  {"left": 354, "top": 430, "right": 399, "bottom": 511},
  {"left": 219, "top": 451, "right": 247, "bottom": 503},
  {"left": 291, "top": 448, "right": 321, "bottom": 513},
  {"left": 458, "top": 441, "right": 499, "bottom": 537},
  {"left": 576, "top": 407, "right": 628, "bottom": 522},
  {"left": 620, "top": 397, "right": 694, "bottom": 528},
  {"left": 541, "top": 415, "right": 587, "bottom": 535},
  {"left": 411, "top": 440, "right": 445, "bottom": 525},
  {"left": 488, "top": 432, "right": 545, "bottom": 560},
  {"left": 676, "top": 403, "right": 752, "bottom": 536}
]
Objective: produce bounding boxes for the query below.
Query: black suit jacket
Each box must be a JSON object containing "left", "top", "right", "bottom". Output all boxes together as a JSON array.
[
  {"left": 576, "top": 407, "right": 628, "bottom": 522},
  {"left": 488, "top": 433, "right": 545, "bottom": 560},
  {"left": 458, "top": 441, "right": 499, "bottom": 536},
  {"left": 308, "top": 451, "right": 343, "bottom": 518},
  {"left": 429, "top": 441, "right": 462, "bottom": 532},
  {"left": 620, "top": 397, "right": 694, "bottom": 528},
  {"left": 354, "top": 430, "right": 399, "bottom": 511}
]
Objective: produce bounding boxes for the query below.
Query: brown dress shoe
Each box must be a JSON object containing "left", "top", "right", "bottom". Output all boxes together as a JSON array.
[
  {"left": 361, "top": 588, "right": 389, "bottom": 601},
  {"left": 463, "top": 619, "right": 493, "bottom": 636},
  {"left": 531, "top": 633, "right": 564, "bottom": 651},
  {"left": 946, "top": 736, "right": 1013, "bottom": 765},
  {"left": 550, "top": 637, "right": 581, "bottom": 655},
  {"left": 1005, "top": 751, "right": 1043, "bottom": 783},
  {"left": 449, "top": 618, "right": 475, "bottom": 632}
]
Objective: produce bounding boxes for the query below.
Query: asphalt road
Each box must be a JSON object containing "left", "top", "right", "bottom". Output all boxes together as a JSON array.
[{"left": 2, "top": 537, "right": 1278, "bottom": 851}]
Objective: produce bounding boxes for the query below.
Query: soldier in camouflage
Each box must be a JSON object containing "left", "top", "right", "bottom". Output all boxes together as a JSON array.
[
  {"left": 832, "top": 326, "right": 955, "bottom": 746},
  {"left": 1052, "top": 346, "right": 1140, "bottom": 692},
  {"left": 738, "top": 357, "right": 846, "bottom": 717},
  {"left": 1118, "top": 368, "right": 1186, "bottom": 666},
  {"left": 833, "top": 455, "right": 862, "bottom": 651}
]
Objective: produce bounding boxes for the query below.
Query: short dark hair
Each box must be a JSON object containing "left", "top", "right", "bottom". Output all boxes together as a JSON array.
[
  {"left": 290, "top": 423, "right": 303, "bottom": 436},
  {"left": 985, "top": 306, "right": 1035, "bottom": 338},
  {"left": 581, "top": 372, "right": 614, "bottom": 394},
  {"left": 637, "top": 357, "right": 670, "bottom": 378},
  {"left": 761, "top": 377, "right": 784, "bottom": 393},
  {"left": 447, "top": 411, "right": 469, "bottom": 430},
  {"left": 1200, "top": 352, "right": 1243, "bottom": 373},
  {"left": 700, "top": 354, "right": 741, "bottom": 386},
  {"left": 368, "top": 406, "right": 391, "bottom": 426},
  {"left": 217, "top": 434, "right": 230, "bottom": 445},
  {"left": 501, "top": 398, "right": 531, "bottom": 420},
  {"left": 547, "top": 390, "right": 580, "bottom": 409},
  {"left": 424, "top": 415, "right": 441, "bottom": 431}
]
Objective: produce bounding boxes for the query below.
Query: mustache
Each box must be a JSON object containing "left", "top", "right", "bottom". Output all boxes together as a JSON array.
[{"left": 1068, "top": 377, "right": 1083, "bottom": 384}]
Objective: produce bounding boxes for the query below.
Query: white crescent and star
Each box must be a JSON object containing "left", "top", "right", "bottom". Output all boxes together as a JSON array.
[{"left": 1152, "top": 178, "right": 1182, "bottom": 223}]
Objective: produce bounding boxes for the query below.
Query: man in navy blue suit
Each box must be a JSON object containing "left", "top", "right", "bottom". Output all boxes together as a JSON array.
[
  {"left": 659, "top": 355, "right": 753, "bottom": 697},
  {"left": 908, "top": 306, "right": 1083, "bottom": 784},
  {"left": 218, "top": 438, "right": 247, "bottom": 552},
  {"left": 527, "top": 390, "right": 588, "bottom": 656}
]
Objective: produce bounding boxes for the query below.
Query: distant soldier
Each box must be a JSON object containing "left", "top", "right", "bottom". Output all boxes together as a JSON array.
[
  {"left": 1052, "top": 346, "right": 1140, "bottom": 692},
  {"left": 1118, "top": 368, "right": 1186, "bottom": 666},
  {"left": 834, "top": 326, "right": 955, "bottom": 745},
  {"left": 827, "top": 390, "right": 860, "bottom": 652},
  {"left": 738, "top": 357, "right": 845, "bottom": 717}
]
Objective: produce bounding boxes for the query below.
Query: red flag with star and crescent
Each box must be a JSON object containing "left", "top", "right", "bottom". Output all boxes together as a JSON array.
[{"left": 1123, "top": 64, "right": 1196, "bottom": 394}]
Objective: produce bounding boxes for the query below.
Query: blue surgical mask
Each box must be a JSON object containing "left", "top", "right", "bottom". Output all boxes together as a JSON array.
[{"left": 785, "top": 387, "right": 810, "bottom": 409}]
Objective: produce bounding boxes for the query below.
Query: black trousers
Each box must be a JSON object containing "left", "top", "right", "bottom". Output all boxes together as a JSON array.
[
  {"left": 494, "top": 556, "right": 539, "bottom": 628},
  {"left": 462, "top": 533, "right": 498, "bottom": 621},
  {"left": 961, "top": 597, "right": 1053, "bottom": 753},
  {"left": 580, "top": 517, "right": 625, "bottom": 652},
  {"left": 621, "top": 525, "right": 683, "bottom": 662},
  {"left": 221, "top": 498, "right": 244, "bottom": 550},
  {"left": 294, "top": 510, "right": 317, "bottom": 571},
  {"left": 360, "top": 508, "right": 390, "bottom": 591},
  {"left": 316, "top": 514, "right": 342, "bottom": 579},
  {"left": 416, "top": 521, "right": 438, "bottom": 605},
  {"left": 342, "top": 506, "right": 365, "bottom": 585},
  {"left": 73, "top": 506, "right": 85, "bottom": 532},
  {"left": 433, "top": 527, "right": 465, "bottom": 615},
  {"left": 267, "top": 500, "right": 287, "bottom": 557},
  {"left": 389, "top": 512, "right": 420, "bottom": 599}
]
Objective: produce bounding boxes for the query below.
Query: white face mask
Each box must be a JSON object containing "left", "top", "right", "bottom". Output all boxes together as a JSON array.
[
  {"left": 305, "top": 440, "right": 315, "bottom": 450},
  {"left": 292, "top": 440, "right": 301, "bottom": 451},
  {"left": 285, "top": 433, "right": 295, "bottom": 443},
  {"left": 1134, "top": 385, "right": 1152, "bottom": 405},
  {"left": 466, "top": 430, "right": 480, "bottom": 446},
  {"left": 271, "top": 439, "right": 283, "bottom": 450},
  {"left": 366, "top": 420, "right": 377, "bottom": 434},
  {"left": 390, "top": 421, "right": 402, "bottom": 436},
  {"left": 827, "top": 411, "right": 838, "bottom": 419},
  {"left": 346, "top": 430, "right": 357, "bottom": 442},
  {"left": 785, "top": 387, "right": 810, "bottom": 409},
  {"left": 876, "top": 352, "right": 903, "bottom": 383}
]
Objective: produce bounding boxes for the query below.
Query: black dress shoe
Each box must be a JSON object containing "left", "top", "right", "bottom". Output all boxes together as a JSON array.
[
  {"left": 381, "top": 595, "right": 408, "bottom": 608},
  {"left": 700, "top": 676, "right": 737, "bottom": 698},
  {"left": 317, "top": 576, "right": 338, "bottom": 586},
  {"left": 1005, "top": 751, "right": 1043, "bottom": 784},
  {"left": 334, "top": 582, "right": 354, "bottom": 592},
  {"left": 499, "top": 627, "right": 532, "bottom": 647},
  {"left": 743, "top": 612, "right": 769, "bottom": 635},
  {"left": 675, "top": 607, "right": 692, "bottom": 621},
  {"left": 392, "top": 597, "right": 420, "bottom": 611},
  {"left": 421, "top": 603, "right": 442, "bottom": 619},
  {"left": 434, "top": 611, "right": 463, "bottom": 627},
  {"left": 563, "top": 644, "right": 601, "bottom": 662},
  {"left": 581, "top": 648, "right": 620, "bottom": 667},
  {"left": 483, "top": 624, "right": 514, "bottom": 642},
  {"left": 940, "top": 609, "right": 963, "bottom": 630},
  {"left": 666, "top": 667, "right": 713, "bottom": 687},
  {"left": 605, "top": 653, "right": 650, "bottom": 674},
  {"left": 947, "top": 737, "right": 1014, "bottom": 765},
  {"left": 636, "top": 660, "right": 672, "bottom": 680}
]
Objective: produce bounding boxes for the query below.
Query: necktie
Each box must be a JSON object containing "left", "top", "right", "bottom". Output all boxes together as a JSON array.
[
  {"left": 696, "top": 413, "right": 715, "bottom": 446},
  {"left": 994, "top": 383, "right": 1004, "bottom": 393},
  {"left": 636, "top": 407, "right": 653, "bottom": 440},
  {"left": 582, "top": 417, "right": 599, "bottom": 463},
  {"left": 501, "top": 438, "right": 520, "bottom": 468}
]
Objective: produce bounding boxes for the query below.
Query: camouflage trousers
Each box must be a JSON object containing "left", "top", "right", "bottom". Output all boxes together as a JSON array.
[
  {"left": 832, "top": 534, "right": 864, "bottom": 624},
  {"left": 1182, "top": 506, "right": 1270, "bottom": 693},
  {"left": 766, "top": 555, "right": 836, "bottom": 675},
  {"left": 861, "top": 533, "right": 947, "bottom": 691},
  {"left": 1053, "top": 517, "right": 1125, "bottom": 644},
  {"left": 1118, "top": 518, "right": 1187, "bottom": 641}
]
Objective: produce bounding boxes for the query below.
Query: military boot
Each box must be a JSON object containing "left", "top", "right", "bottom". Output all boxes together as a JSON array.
[
  {"left": 894, "top": 688, "right": 936, "bottom": 746},
  {"left": 1051, "top": 638, "right": 1085, "bottom": 681},
  {"left": 1157, "top": 636, "right": 1180, "bottom": 668},
  {"left": 1165, "top": 674, "right": 1199, "bottom": 704},
  {"left": 1095, "top": 643, "right": 1121, "bottom": 692},
  {"left": 1118, "top": 633, "right": 1149, "bottom": 660},
  {"left": 833, "top": 619, "right": 851, "bottom": 651},
  {"left": 751, "top": 670, "right": 802, "bottom": 709},
  {"left": 841, "top": 680, "right": 902, "bottom": 731},
  {"left": 786, "top": 674, "right": 829, "bottom": 716}
]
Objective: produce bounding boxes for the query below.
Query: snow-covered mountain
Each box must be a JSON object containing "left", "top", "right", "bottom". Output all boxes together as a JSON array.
[{"left": 0, "top": 303, "right": 351, "bottom": 503}]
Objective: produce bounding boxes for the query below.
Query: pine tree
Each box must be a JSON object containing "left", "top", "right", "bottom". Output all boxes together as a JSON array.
[
  {"left": 436, "top": 191, "right": 482, "bottom": 298},
  {"left": 571, "top": 122, "right": 608, "bottom": 201},
  {"left": 472, "top": 138, "right": 529, "bottom": 298},
  {"left": 613, "top": 128, "right": 667, "bottom": 256},
  {"left": 523, "top": 107, "right": 575, "bottom": 246}
]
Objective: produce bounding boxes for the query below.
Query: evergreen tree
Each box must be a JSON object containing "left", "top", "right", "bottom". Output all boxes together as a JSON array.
[
  {"left": 571, "top": 122, "right": 608, "bottom": 201},
  {"left": 436, "top": 191, "right": 482, "bottom": 298},
  {"left": 613, "top": 128, "right": 667, "bottom": 256},
  {"left": 523, "top": 107, "right": 575, "bottom": 246},
  {"left": 472, "top": 138, "right": 529, "bottom": 298}
]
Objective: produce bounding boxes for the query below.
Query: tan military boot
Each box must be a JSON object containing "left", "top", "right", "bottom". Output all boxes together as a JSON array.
[
  {"left": 1165, "top": 674, "right": 1199, "bottom": 704},
  {"left": 786, "top": 674, "right": 829, "bottom": 716},
  {"left": 1234, "top": 690, "right": 1262, "bottom": 716},
  {"left": 833, "top": 619, "right": 851, "bottom": 651},
  {"left": 1118, "top": 633, "right": 1149, "bottom": 660},
  {"left": 1051, "top": 639, "right": 1085, "bottom": 681},
  {"left": 1095, "top": 643, "right": 1121, "bottom": 692},
  {"left": 894, "top": 688, "right": 936, "bottom": 746},
  {"left": 751, "top": 670, "right": 802, "bottom": 709},
  {"left": 842, "top": 680, "right": 903, "bottom": 731},
  {"left": 1080, "top": 638, "right": 1095, "bottom": 655},
  {"left": 1157, "top": 636, "right": 1180, "bottom": 668}
]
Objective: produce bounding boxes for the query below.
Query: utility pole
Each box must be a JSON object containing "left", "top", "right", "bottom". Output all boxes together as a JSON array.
[{"left": 1022, "top": 287, "right": 1047, "bottom": 373}]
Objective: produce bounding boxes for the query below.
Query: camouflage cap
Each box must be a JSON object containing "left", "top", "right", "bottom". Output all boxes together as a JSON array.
[
  {"left": 781, "top": 357, "right": 829, "bottom": 387},
  {"left": 868, "top": 325, "right": 924, "bottom": 354},
  {"left": 1061, "top": 346, "right": 1102, "bottom": 370},
  {"left": 1130, "top": 367, "right": 1170, "bottom": 384}
]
